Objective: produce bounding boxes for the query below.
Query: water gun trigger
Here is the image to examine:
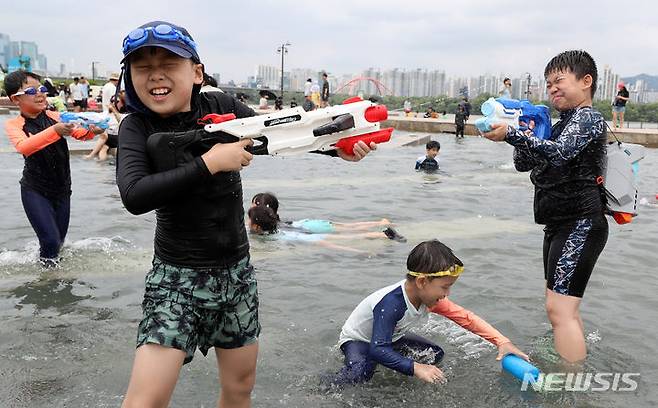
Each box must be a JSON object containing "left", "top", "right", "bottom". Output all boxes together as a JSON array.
[{"left": 197, "top": 113, "right": 237, "bottom": 125}]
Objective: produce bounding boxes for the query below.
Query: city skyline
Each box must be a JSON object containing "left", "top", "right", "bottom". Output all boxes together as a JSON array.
[
  {"left": 250, "top": 63, "right": 658, "bottom": 103},
  {"left": 1, "top": 0, "right": 657, "bottom": 86}
]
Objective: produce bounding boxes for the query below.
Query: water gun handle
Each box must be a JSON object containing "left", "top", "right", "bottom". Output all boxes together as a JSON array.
[
  {"left": 501, "top": 354, "right": 540, "bottom": 383},
  {"left": 333, "top": 127, "right": 393, "bottom": 155}
]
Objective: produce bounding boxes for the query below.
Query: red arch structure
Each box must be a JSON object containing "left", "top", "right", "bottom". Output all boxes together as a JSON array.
[{"left": 334, "top": 77, "right": 394, "bottom": 96}]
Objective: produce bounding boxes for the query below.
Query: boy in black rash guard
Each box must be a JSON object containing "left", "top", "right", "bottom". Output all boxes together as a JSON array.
[
  {"left": 116, "top": 21, "right": 377, "bottom": 408},
  {"left": 482, "top": 50, "right": 608, "bottom": 364}
]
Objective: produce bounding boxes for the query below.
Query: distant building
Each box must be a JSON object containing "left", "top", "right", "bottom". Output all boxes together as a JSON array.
[
  {"left": 0, "top": 33, "right": 10, "bottom": 67},
  {"left": 256, "top": 65, "right": 279, "bottom": 89}
]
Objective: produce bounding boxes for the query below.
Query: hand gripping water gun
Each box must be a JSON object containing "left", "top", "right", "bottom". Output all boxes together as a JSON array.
[
  {"left": 501, "top": 354, "right": 540, "bottom": 384},
  {"left": 475, "top": 98, "right": 551, "bottom": 140},
  {"left": 146, "top": 97, "right": 394, "bottom": 171},
  {"left": 60, "top": 112, "right": 110, "bottom": 130},
  {"left": 601, "top": 141, "right": 645, "bottom": 224}
]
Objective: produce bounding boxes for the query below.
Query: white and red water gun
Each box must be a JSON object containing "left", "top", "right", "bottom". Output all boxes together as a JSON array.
[
  {"left": 147, "top": 96, "right": 394, "bottom": 171},
  {"left": 200, "top": 96, "right": 393, "bottom": 155}
]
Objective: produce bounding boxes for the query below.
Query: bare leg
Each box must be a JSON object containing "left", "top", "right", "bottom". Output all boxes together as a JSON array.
[
  {"left": 98, "top": 144, "right": 110, "bottom": 161},
  {"left": 85, "top": 133, "right": 108, "bottom": 160},
  {"left": 215, "top": 343, "right": 258, "bottom": 408},
  {"left": 317, "top": 240, "right": 366, "bottom": 253},
  {"left": 545, "top": 289, "right": 586, "bottom": 363},
  {"left": 612, "top": 111, "right": 618, "bottom": 128},
  {"left": 325, "top": 231, "right": 386, "bottom": 241},
  {"left": 332, "top": 219, "right": 391, "bottom": 232},
  {"left": 121, "top": 344, "right": 186, "bottom": 408},
  {"left": 619, "top": 111, "right": 625, "bottom": 128}
]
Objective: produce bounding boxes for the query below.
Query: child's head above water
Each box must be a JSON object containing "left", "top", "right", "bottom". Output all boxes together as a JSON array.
[
  {"left": 425, "top": 140, "right": 440, "bottom": 159},
  {"left": 121, "top": 21, "right": 204, "bottom": 117},
  {"left": 251, "top": 192, "right": 279, "bottom": 214},
  {"left": 544, "top": 50, "right": 597, "bottom": 112},
  {"left": 406, "top": 239, "right": 463, "bottom": 307},
  {"left": 247, "top": 206, "right": 279, "bottom": 234}
]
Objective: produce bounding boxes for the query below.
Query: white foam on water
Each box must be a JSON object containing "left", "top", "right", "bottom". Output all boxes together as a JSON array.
[
  {"left": 0, "top": 236, "right": 134, "bottom": 267},
  {"left": 67, "top": 236, "right": 133, "bottom": 253},
  {"left": 422, "top": 316, "right": 495, "bottom": 360},
  {"left": 586, "top": 329, "right": 602, "bottom": 344},
  {"left": 0, "top": 241, "right": 40, "bottom": 266}
]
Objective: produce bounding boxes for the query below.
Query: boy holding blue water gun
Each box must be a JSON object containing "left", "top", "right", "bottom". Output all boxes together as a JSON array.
[
  {"left": 332, "top": 239, "right": 528, "bottom": 385},
  {"left": 481, "top": 50, "right": 608, "bottom": 364},
  {"left": 3, "top": 70, "right": 104, "bottom": 267}
]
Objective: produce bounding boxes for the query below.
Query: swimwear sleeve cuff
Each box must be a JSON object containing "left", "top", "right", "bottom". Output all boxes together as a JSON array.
[{"left": 193, "top": 156, "right": 213, "bottom": 178}]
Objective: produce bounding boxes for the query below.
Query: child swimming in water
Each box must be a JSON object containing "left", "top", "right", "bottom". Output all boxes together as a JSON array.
[
  {"left": 247, "top": 206, "right": 405, "bottom": 252},
  {"left": 251, "top": 192, "right": 404, "bottom": 238},
  {"left": 331, "top": 239, "right": 528, "bottom": 385}
]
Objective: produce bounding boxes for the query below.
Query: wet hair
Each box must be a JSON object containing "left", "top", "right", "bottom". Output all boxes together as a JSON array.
[
  {"left": 203, "top": 72, "right": 218, "bottom": 87},
  {"left": 4, "top": 70, "right": 42, "bottom": 97},
  {"left": 426, "top": 140, "right": 440, "bottom": 151},
  {"left": 248, "top": 206, "right": 279, "bottom": 234},
  {"left": 544, "top": 50, "right": 598, "bottom": 97},
  {"left": 503, "top": 77, "right": 511, "bottom": 83},
  {"left": 406, "top": 240, "right": 463, "bottom": 280},
  {"left": 251, "top": 192, "right": 279, "bottom": 214}
]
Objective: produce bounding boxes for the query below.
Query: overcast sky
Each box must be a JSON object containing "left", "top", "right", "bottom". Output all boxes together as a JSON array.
[{"left": 3, "top": 0, "right": 657, "bottom": 82}]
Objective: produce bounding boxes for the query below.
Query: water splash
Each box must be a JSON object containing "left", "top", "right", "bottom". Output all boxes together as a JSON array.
[{"left": 0, "top": 236, "right": 134, "bottom": 268}]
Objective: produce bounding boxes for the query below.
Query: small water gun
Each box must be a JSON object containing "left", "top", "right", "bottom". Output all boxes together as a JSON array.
[
  {"left": 60, "top": 112, "right": 110, "bottom": 130},
  {"left": 475, "top": 98, "right": 551, "bottom": 140},
  {"left": 146, "top": 97, "right": 394, "bottom": 171},
  {"left": 501, "top": 354, "right": 540, "bottom": 383}
]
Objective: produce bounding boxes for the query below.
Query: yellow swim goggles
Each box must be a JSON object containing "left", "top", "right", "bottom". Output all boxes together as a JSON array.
[{"left": 407, "top": 265, "right": 464, "bottom": 278}]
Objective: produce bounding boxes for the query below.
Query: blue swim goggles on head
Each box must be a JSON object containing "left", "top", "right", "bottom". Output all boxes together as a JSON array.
[{"left": 122, "top": 23, "right": 197, "bottom": 55}]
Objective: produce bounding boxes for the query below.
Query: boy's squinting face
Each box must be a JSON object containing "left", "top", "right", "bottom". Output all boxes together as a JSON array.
[
  {"left": 129, "top": 47, "right": 203, "bottom": 117},
  {"left": 417, "top": 275, "right": 457, "bottom": 307},
  {"left": 545, "top": 69, "right": 592, "bottom": 112},
  {"left": 12, "top": 77, "right": 47, "bottom": 115},
  {"left": 426, "top": 147, "right": 439, "bottom": 159}
]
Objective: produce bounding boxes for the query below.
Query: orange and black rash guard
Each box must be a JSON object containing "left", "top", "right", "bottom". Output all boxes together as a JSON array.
[
  {"left": 4, "top": 110, "right": 94, "bottom": 199},
  {"left": 116, "top": 92, "right": 256, "bottom": 268}
]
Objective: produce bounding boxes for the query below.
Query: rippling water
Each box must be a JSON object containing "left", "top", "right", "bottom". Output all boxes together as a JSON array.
[{"left": 1, "top": 118, "right": 657, "bottom": 407}]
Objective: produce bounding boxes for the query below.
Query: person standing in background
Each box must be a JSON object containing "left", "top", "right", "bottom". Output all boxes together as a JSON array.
[
  {"left": 101, "top": 73, "right": 120, "bottom": 114},
  {"left": 321, "top": 72, "right": 330, "bottom": 108},
  {"left": 612, "top": 81, "right": 629, "bottom": 128},
  {"left": 499, "top": 77, "right": 512, "bottom": 99}
]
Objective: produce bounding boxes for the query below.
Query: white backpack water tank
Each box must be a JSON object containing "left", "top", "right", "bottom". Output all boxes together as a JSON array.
[{"left": 603, "top": 142, "right": 645, "bottom": 223}]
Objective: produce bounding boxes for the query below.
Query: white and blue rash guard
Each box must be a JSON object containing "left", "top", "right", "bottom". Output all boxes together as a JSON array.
[
  {"left": 339, "top": 280, "right": 429, "bottom": 376},
  {"left": 415, "top": 155, "right": 440, "bottom": 172}
]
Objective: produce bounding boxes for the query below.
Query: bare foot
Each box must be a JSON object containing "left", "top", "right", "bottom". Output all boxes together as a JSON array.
[
  {"left": 380, "top": 218, "right": 391, "bottom": 225},
  {"left": 84, "top": 154, "right": 94, "bottom": 160}
]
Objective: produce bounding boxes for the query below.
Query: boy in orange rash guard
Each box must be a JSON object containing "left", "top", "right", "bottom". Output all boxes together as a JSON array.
[{"left": 4, "top": 70, "right": 103, "bottom": 266}]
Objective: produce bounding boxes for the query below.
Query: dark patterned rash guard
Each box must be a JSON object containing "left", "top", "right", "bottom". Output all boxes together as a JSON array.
[{"left": 505, "top": 107, "right": 607, "bottom": 225}]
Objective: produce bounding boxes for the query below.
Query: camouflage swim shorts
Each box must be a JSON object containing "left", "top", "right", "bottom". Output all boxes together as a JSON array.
[{"left": 136, "top": 255, "right": 260, "bottom": 364}]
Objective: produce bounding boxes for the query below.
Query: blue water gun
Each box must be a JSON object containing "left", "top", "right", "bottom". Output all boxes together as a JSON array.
[
  {"left": 475, "top": 98, "right": 551, "bottom": 140},
  {"left": 502, "top": 354, "right": 540, "bottom": 383},
  {"left": 60, "top": 112, "right": 110, "bottom": 130}
]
